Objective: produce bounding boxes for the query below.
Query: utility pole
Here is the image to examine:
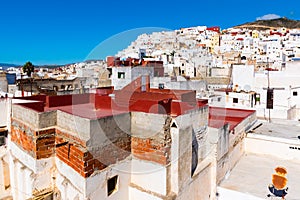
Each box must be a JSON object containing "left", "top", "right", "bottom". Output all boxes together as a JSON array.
[
  {"left": 267, "top": 57, "right": 271, "bottom": 122},
  {"left": 264, "top": 57, "right": 284, "bottom": 122}
]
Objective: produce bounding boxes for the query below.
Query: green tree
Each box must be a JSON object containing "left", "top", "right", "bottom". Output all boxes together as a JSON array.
[{"left": 23, "top": 61, "right": 34, "bottom": 77}]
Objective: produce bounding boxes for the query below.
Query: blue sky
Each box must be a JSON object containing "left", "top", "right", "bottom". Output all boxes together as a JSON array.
[{"left": 0, "top": 0, "right": 299, "bottom": 65}]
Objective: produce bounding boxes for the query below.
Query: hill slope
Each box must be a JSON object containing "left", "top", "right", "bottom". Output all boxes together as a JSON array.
[{"left": 234, "top": 17, "right": 300, "bottom": 30}]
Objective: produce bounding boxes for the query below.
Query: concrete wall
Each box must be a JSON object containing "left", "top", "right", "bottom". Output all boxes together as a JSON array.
[
  {"left": 55, "top": 157, "right": 131, "bottom": 200},
  {"left": 38, "top": 110, "right": 57, "bottom": 129},
  {"left": 210, "top": 111, "right": 256, "bottom": 184},
  {"left": 176, "top": 164, "right": 213, "bottom": 200},
  {"left": 88, "top": 113, "right": 131, "bottom": 166},
  {"left": 170, "top": 107, "right": 212, "bottom": 199},
  {"left": 131, "top": 112, "right": 167, "bottom": 138},
  {"left": 245, "top": 134, "right": 300, "bottom": 160},
  {"left": 56, "top": 110, "right": 91, "bottom": 142},
  {"left": 12, "top": 105, "right": 39, "bottom": 128},
  {"left": 86, "top": 160, "right": 131, "bottom": 200},
  {"left": 130, "top": 158, "right": 169, "bottom": 196}
]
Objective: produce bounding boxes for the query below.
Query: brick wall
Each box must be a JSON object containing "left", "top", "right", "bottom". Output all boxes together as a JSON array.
[
  {"left": 131, "top": 137, "right": 171, "bottom": 165},
  {"left": 131, "top": 116, "right": 172, "bottom": 165},
  {"left": 55, "top": 127, "right": 131, "bottom": 178},
  {"left": 11, "top": 118, "right": 56, "bottom": 159},
  {"left": 35, "top": 128, "right": 56, "bottom": 159},
  {"left": 55, "top": 136, "right": 106, "bottom": 177},
  {"left": 11, "top": 119, "right": 35, "bottom": 156}
]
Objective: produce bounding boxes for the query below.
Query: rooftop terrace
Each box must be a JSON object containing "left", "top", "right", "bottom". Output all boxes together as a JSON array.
[{"left": 13, "top": 76, "right": 208, "bottom": 119}]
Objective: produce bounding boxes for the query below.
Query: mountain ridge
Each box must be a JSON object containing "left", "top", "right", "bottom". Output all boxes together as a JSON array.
[{"left": 234, "top": 17, "right": 300, "bottom": 30}]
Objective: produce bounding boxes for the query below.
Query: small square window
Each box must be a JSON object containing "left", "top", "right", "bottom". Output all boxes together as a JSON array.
[
  {"left": 293, "top": 91, "right": 298, "bottom": 96},
  {"left": 107, "top": 175, "right": 118, "bottom": 196},
  {"left": 233, "top": 98, "right": 238, "bottom": 103},
  {"left": 158, "top": 83, "right": 164, "bottom": 89},
  {"left": 118, "top": 72, "right": 125, "bottom": 79}
]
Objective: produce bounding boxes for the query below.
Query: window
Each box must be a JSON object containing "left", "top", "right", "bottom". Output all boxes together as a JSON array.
[
  {"left": 118, "top": 72, "right": 125, "bottom": 79},
  {"left": 107, "top": 175, "right": 118, "bottom": 196},
  {"left": 158, "top": 83, "right": 164, "bottom": 89},
  {"left": 293, "top": 91, "right": 298, "bottom": 96},
  {"left": 233, "top": 98, "right": 238, "bottom": 103}
]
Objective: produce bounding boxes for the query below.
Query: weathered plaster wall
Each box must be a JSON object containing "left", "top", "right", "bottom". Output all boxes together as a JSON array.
[
  {"left": 0, "top": 99, "right": 10, "bottom": 128},
  {"left": 8, "top": 140, "right": 55, "bottom": 200},
  {"left": 130, "top": 158, "right": 169, "bottom": 196}
]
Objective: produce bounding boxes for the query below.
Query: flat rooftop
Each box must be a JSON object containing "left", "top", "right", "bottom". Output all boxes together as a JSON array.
[
  {"left": 249, "top": 119, "right": 300, "bottom": 141},
  {"left": 13, "top": 76, "right": 208, "bottom": 119},
  {"left": 219, "top": 153, "right": 300, "bottom": 200},
  {"left": 209, "top": 107, "right": 256, "bottom": 131},
  {"left": 45, "top": 103, "right": 128, "bottom": 120}
]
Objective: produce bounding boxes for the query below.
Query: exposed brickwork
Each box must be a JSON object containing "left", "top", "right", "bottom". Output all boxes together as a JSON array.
[
  {"left": 56, "top": 125, "right": 132, "bottom": 177},
  {"left": 55, "top": 129, "right": 87, "bottom": 147},
  {"left": 91, "top": 140, "right": 131, "bottom": 166},
  {"left": 11, "top": 118, "right": 56, "bottom": 159},
  {"left": 132, "top": 138, "right": 171, "bottom": 165},
  {"left": 55, "top": 136, "right": 106, "bottom": 178},
  {"left": 35, "top": 129, "right": 56, "bottom": 159},
  {"left": 11, "top": 113, "right": 172, "bottom": 178},
  {"left": 131, "top": 117, "right": 172, "bottom": 165},
  {"left": 11, "top": 118, "right": 132, "bottom": 178},
  {"left": 11, "top": 119, "right": 35, "bottom": 156}
]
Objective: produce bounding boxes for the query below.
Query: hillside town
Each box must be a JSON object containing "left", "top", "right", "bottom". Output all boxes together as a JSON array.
[{"left": 1, "top": 21, "right": 300, "bottom": 199}]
